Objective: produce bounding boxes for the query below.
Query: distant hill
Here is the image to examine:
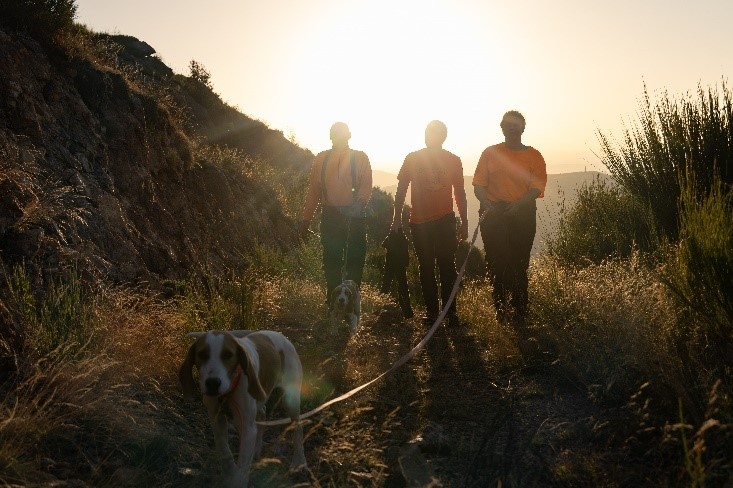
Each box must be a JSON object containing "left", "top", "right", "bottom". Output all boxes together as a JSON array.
[{"left": 374, "top": 170, "right": 613, "bottom": 254}]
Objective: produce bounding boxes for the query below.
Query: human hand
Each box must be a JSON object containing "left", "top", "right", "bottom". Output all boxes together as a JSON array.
[{"left": 505, "top": 200, "right": 522, "bottom": 217}]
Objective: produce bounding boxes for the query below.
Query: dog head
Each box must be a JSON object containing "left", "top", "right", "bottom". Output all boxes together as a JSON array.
[
  {"left": 331, "top": 280, "right": 357, "bottom": 313},
  {"left": 179, "top": 331, "right": 267, "bottom": 402}
]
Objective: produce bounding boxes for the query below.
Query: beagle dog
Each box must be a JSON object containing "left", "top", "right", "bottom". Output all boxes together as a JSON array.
[
  {"left": 329, "top": 279, "right": 361, "bottom": 332},
  {"left": 179, "top": 330, "right": 306, "bottom": 486}
]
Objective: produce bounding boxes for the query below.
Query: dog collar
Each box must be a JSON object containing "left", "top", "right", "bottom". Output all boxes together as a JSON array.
[{"left": 225, "top": 364, "right": 243, "bottom": 397}]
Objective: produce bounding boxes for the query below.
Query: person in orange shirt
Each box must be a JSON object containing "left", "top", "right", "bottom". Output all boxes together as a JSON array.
[
  {"left": 299, "top": 122, "right": 373, "bottom": 307},
  {"left": 473, "top": 111, "right": 547, "bottom": 326},
  {"left": 392, "top": 120, "right": 468, "bottom": 327}
]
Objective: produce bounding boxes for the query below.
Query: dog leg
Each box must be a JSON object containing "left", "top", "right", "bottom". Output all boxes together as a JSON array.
[
  {"left": 348, "top": 313, "right": 358, "bottom": 333},
  {"left": 233, "top": 419, "right": 257, "bottom": 487},
  {"left": 283, "top": 389, "right": 307, "bottom": 470},
  {"left": 282, "top": 351, "right": 307, "bottom": 470},
  {"left": 254, "top": 404, "right": 265, "bottom": 459},
  {"left": 204, "top": 396, "right": 235, "bottom": 465}
]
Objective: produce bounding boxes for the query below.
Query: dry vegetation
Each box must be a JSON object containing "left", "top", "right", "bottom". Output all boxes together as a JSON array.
[
  {"left": 2, "top": 4, "right": 732, "bottom": 486},
  {"left": 2, "top": 237, "right": 731, "bottom": 486}
]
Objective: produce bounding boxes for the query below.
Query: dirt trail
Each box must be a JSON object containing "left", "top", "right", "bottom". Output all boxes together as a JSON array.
[{"left": 277, "top": 304, "right": 609, "bottom": 487}]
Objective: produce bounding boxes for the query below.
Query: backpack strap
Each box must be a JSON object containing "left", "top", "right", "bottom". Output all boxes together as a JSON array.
[
  {"left": 320, "top": 150, "right": 331, "bottom": 204},
  {"left": 350, "top": 150, "right": 357, "bottom": 204}
]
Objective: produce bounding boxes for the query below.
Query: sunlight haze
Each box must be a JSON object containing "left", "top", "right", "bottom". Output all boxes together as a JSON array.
[{"left": 75, "top": 0, "right": 732, "bottom": 175}]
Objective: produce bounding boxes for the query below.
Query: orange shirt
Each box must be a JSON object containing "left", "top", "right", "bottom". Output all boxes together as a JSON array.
[
  {"left": 303, "top": 147, "right": 372, "bottom": 221},
  {"left": 397, "top": 147, "right": 467, "bottom": 224},
  {"left": 472, "top": 143, "right": 547, "bottom": 202}
]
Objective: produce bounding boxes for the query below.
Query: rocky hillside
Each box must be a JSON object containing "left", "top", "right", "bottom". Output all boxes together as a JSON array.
[{"left": 0, "top": 27, "right": 312, "bottom": 289}]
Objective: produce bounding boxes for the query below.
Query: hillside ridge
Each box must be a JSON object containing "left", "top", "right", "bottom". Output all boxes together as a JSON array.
[{"left": 0, "top": 29, "right": 311, "bottom": 288}]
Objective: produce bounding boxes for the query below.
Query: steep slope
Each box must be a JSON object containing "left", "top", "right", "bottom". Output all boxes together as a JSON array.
[{"left": 0, "top": 28, "right": 309, "bottom": 287}]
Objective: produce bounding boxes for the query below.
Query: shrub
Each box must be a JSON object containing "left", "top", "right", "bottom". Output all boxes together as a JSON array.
[
  {"left": 188, "top": 59, "right": 212, "bottom": 89},
  {"left": 3, "top": 262, "right": 93, "bottom": 358},
  {"left": 0, "top": 0, "right": 77, "bottom": 43},
  {"left": 662, "top": 171, "right": 733, "bottom": 367},
  {"left": 598, "top": 82, "right": 733, "bottom": 241},
  {"left": 547, "top": 177, "right": 657, "bottom": 265}
]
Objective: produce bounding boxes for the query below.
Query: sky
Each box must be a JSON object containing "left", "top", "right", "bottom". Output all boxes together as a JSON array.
[{"left": 75, "top": 0, "right": 731, "bottom": 175}]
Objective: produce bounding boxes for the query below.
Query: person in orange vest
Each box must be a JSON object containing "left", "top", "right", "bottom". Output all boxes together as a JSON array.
[
  {"left": 299, "top": 122, "right": 373, "bottom": 307},
  {"left": 472, "top": 111, "right": 547, "bottom": 326},
  {"left": 392, "top": 120, "right": 468, "bottom": 328}
]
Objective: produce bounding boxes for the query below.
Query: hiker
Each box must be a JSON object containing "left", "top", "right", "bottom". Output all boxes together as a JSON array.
[
  {"left": 472, "top": 110, "right": 547, "bottom": 326},
  {"left": 380, "top": 228, "right": 414, "bottom": 318},
  {"left": 391, "top": 120, "right": 468, "bottom": 327},
  {"left": 299, "top": 122, "right": 373, "bottom": 307}
]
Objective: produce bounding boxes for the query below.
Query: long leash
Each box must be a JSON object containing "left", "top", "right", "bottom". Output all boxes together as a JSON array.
[{"left": 258, "top": 210, "right": 488, "bottom": 426}]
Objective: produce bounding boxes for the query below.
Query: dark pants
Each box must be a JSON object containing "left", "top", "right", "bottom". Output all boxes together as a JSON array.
[
  {"left": 479, "top": 201, "right": 536, "bottom": 320},
  {"left": 320, "top": 206, "right": 366, "bottom": 303},
  {"left": 410, "top": 213, "right": 459, "bottom": 318}
]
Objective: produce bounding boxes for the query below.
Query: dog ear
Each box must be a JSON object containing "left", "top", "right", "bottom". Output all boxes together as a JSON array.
[
  {"left": 179, "top": 341, "right": 199, "bottom": 402},
  {"left": 236, "top": 343, "right": 268, "bottom": 402}
]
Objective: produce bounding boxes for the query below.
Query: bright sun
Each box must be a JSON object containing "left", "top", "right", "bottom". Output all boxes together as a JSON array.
[{"left": 284, "top": 1, "right": 512, "bottom": 172}]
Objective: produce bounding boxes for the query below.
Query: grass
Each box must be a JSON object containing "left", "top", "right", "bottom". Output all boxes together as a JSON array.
[{"left": 2, "top": 233, "right": 733, "bottom": 486}]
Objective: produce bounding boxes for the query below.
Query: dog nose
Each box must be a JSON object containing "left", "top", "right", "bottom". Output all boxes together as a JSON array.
[
  {"left": 204, "top": 377, "right": 221, "bottom": 396},
  {"left": 339, "top": 297, "right": 345, "bottom": 304}
]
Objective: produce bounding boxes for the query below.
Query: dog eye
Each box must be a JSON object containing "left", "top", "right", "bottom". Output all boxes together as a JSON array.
[
  {"left": 221, "top": 350, "right": 233, "bottom": 360},
  {"left": 197, "top": 350, "right": 209, "bottom": 361}
]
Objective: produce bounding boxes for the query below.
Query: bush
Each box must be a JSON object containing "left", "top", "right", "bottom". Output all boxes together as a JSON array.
[
  {"left": 547, "top": 177, "right": 657, "bottom": 265},
  {"left": 0, "top": 0, "right": 77, "bottom": 43},
  {"left": 662, "top": 171, "right": 733, "bottom": 364},
  {"left": 3, "top": 262, "right": 92, "bottom": 357},
  {"left": 188, "top": 59, "right": 212, "bottom": 89},
  {"left": 598, "top": 82, "right": 733, "bottom": 241}
]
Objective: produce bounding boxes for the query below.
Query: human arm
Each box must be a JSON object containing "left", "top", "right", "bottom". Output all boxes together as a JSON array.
[
  {"left": 355, "top": 151, "right": 373, "bottom": 213},
  {"left": 473, "top": 184, "right": 492, "bottom": 209},
  {"left": 454, "top": 161, "right": 468, "bottom": 241},
  {"left": 391, "top": 178, "right": 409, "bottom": 231}
]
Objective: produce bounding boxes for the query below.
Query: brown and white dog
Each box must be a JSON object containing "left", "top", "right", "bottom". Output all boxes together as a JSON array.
[
  {"left": 329, "top": 279, "right": 361, "bottom": 332},
  {"left": 179, "top": 330, "right": 306, "bottom": 487}
]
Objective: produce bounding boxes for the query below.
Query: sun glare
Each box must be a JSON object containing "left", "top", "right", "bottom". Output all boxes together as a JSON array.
[{"left": 285, "top": 0, "right": 511, "bottom": 172}]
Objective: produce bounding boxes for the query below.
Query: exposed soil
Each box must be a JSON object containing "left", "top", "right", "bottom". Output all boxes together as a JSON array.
[{"left": 264, "top": 303, "right": 621, "bottom": 488}]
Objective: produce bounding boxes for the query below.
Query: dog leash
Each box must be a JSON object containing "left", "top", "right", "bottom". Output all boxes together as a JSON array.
[{"left": 258, "top": 210, "right": 488, "bottom": 426}]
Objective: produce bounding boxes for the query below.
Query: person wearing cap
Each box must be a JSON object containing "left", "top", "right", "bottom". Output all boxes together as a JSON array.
[
  {"left": 391, "top": 120, "right": 468, "bottom": 328},
  {"left": 472, "top": 110, "right": 547, "bottom": 326},
  {"left": 299, "top": 122, "right": 373, "bottom": 306}
]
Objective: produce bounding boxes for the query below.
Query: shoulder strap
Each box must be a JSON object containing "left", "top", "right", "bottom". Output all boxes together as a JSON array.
[
  {"left": 320, "top": 150, "right": 331, "bottom": 204},
  {"left": 350, "top": 150, "right": 357, "bottom": 203}
]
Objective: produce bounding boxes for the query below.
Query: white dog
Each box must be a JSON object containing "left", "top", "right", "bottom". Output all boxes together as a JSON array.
[
  {"left": 329, "top": 279, "right": 361, "bottom": 332},
  {"left": 179, "top": 330, "right": 306, "bottom": 487}
]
